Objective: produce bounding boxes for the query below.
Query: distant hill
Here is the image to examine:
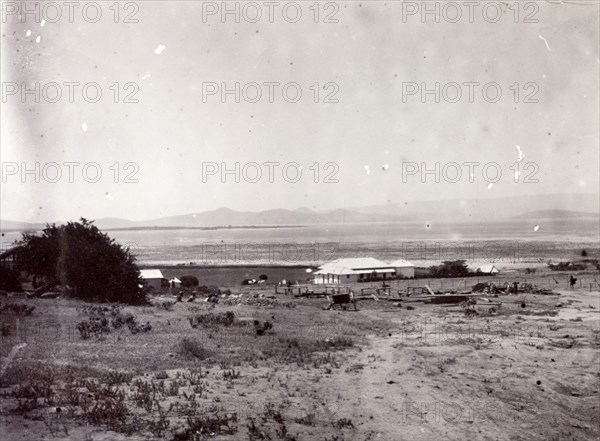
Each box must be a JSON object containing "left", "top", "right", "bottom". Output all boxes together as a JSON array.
[
  {"left": 0, "top": 220, "right": 44, "bottom": 231},
  {"left": 96, "top": 207, "right": 402, "bottom": 229},
  {"left": 351, "top": 193, "right": 600, "bottom": 222},
  {"left": 93, "top": 218, "right": 138, "bottom": 230},
  {"left": 0, "top": 218, "right": 136, "bottom": 231},
  {"left": 2, "top": 193, "right": 598, "bottom": 231},
  {"left": 513, "top": 209, "right": 600, "bottom": 220}
]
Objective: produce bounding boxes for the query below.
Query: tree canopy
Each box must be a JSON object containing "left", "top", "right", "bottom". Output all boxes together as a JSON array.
[
  {"left": 429, "top": 259, "right": 471, "bottom": 278},
  {"left": 19, "top": 218, "right": 145, "bottom": 304},
  {"left": 0, "top": 268, "right": 21, "bottom": 291},
  {"left": 180, "top": 275, "right": 199, "bottom": 288}
]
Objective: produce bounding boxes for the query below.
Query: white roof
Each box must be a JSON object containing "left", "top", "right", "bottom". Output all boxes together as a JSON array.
[
  {"left": 169, "top": 277, "right": 181, "bottom": 283},
  {"left": 314, "top": 265, "right": 357, "bottom": 276},
  {"left": 389, "top": 259, "right": 415, "bottom": 268},
  {"left": 316, "top": 257, "right": 398, "bottom": 276},
  {"left": 140, "top": 269, "right": 164, "bottom": 279},
  {"left": 321, "top": 257, "right": 393, "bottom": 270}
]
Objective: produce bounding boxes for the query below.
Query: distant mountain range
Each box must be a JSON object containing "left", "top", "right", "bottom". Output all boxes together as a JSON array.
[
  {"left": 2, "top": 193, "right": 598, "bottom": 231},
  {"left": 349, "top": 193, "right": 599, "bottom": 220},
  {"left": 511, "top": 209, "right": 600, "bottom": 220}
]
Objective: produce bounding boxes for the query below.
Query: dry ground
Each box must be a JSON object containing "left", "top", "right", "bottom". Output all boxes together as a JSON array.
[{"left": 0, "top": 270, "right": 599, "bottom": 440}]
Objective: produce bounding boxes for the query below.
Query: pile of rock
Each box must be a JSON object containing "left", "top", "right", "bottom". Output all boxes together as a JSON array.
[
  {"left": 216, "top": 293, "right": 296, "bottom": 308},
  {"left": 472, "top": 281, "right": 554, "bottom": 295}
]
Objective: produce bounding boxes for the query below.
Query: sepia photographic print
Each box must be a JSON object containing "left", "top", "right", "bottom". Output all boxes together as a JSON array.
[{"left": 1, "top": 1, "right": 599, "bottom": 440}]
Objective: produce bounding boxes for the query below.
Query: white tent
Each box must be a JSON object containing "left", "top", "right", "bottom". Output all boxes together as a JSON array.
[{"left": 476, "top": 264, "right": 499, "bottom": 275}]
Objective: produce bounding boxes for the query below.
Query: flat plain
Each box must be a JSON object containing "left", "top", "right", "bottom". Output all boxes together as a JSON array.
[{"left": 1, "top": 262, "right": 599, "bottom": 441}]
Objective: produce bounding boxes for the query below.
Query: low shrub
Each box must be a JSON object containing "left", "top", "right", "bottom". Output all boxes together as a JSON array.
[
  {"left": 0, "top": 302, "right": 35, "bottom": 316},
  {"left": 103, "top": 370, "right": 134, "bottom": 386},
  {"left": 254, "top": 320, "right": 273, "bottom": 336},
  {"left": 317, "top": 336, "right": 354, "bottom": 350},
  {"left": 76, "top": 318, "right": 111, "bottom": 339},
  {"left": 189, "top": 311, "right": 235, "bottom": 329},
  {"left": 294, "top": 412, "right": 316, "bottom": 426},
  {"left": 76, "top": 306, "right": 150, "bottom": 339},
  {"left": 83, "top": 395, "right": 129, "bottom": 430},
  {"left": 156, "top": 301, "right": 174, "bottom": 311},
  {"left": 178, "top": 337, "right": 213, "bottom": 360},
  {"left": 547, "top": 261, "right": 587, "bottom": 271},
  {"left": 173, "top": 413, "right": 237, "bottom": 439},
  {"left": 196, "top": 285, "right": 221, "bottom": 296},
  {"left": 334, "top": 418, "right": 354, "bottom": 429}
]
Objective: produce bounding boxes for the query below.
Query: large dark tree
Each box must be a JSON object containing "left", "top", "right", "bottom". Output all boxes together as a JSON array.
[
  {"left": 429, "top": 259, "right": 471, "bottom": 278},
  {"left": 19, "top": 218, "right": 145, "bottom": 304},
  {"left": 0, "top": 268, "right": 22, "bottom": 291},
  {"left": 180, "top": 275, "right": 199, "bottom": 288}
]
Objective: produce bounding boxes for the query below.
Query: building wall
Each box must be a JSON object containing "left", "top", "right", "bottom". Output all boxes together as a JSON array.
[
  {"left": 315, "top": 272, "right": 407, "bottom": 284},
  {"left": 356, "top": 271, "right": 395, "bottom": 280},
  {"left": 314, "top": 274, "right": 360, "bottom": 284},
  {"left": 142, "top": 278, "right": 162, "bottom": 291},
  {"left": 396, "top": 267, "right": 415, "bottom": 278}
]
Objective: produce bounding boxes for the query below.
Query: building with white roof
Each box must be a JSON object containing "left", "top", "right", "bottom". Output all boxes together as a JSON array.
[
  {"left": 313, "top": 257, "right": 414, "bottom": 284},
  {"left": 140, "top": 269, "right": 165, "bottom": 290},
  {"left": 389, "top": 259, "right": 416, "bottom": 278}
]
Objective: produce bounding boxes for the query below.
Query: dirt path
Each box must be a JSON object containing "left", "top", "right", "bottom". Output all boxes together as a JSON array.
[{"left": 317, "top": 297, "right": 599, "bottom": 441}]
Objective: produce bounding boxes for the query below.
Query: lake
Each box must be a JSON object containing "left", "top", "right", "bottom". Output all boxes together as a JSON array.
[{"left": 5, "top": 219, "right": 596, "bottom": 266}]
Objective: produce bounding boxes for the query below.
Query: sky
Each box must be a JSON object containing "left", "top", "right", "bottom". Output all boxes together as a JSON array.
[{"left": 1, "top": 0, "right": 599, "bottom": 222}]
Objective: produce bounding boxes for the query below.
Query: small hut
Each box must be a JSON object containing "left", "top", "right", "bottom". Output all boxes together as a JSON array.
[{"left": 140, "top": 269, "right": 164, "bottom": 290}]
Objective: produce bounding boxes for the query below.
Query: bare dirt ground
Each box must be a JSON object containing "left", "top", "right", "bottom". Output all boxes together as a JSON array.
[{"left": 1, "top": 270, "right": 599, "bottom": 441}]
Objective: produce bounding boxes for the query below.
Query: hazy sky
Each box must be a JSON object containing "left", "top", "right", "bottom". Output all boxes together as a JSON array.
[{"left": 1, "top": 0, "right": 599, "bottom": 222}]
